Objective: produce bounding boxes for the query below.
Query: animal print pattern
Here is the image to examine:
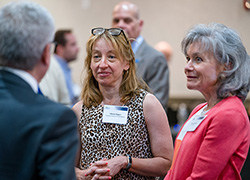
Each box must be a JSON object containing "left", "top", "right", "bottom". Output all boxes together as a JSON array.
[{"left": 79, "top": 89, "right": 157, "bottom": 179}]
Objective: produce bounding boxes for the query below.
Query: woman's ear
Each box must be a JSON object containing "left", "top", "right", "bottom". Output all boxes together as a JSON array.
[
  {"left": 124, "top": 65, "right": 130, "bottom": 71},
  {"left": 124, "top": 60, "right": 130, "bottom": 71}
]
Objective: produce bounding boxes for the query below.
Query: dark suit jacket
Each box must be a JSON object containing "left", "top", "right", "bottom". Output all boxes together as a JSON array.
[
  {"left": 0, "top": 70, "right": 78, "bottom": 180},
  {"left": 135, "top": 40, "right": 169, "bottom": 110}
]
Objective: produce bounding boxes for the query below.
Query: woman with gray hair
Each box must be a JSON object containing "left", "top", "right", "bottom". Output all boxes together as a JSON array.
[{"left": 164, "top": 23, "right": 250, "bottom": 180}]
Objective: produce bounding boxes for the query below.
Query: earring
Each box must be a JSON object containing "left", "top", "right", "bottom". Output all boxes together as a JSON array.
[{"left": 219, "top": 73, "right": 226, "bottom": 80}]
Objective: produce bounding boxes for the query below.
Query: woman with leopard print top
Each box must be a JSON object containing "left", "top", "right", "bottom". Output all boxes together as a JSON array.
[{"left": 72, "top": 27, "right": 173, "bottom": 180}]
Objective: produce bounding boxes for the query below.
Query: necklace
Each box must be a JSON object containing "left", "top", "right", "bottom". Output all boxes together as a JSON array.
[{"left": 205, "top": 99, "right": 221, "bottom": 111}]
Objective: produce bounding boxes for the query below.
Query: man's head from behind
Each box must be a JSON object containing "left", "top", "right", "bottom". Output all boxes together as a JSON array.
[
  {"left": 54, "top": 30, "right": 79, "bottom": 63},
  {"left": 112, "top": 1, "right": 143, "bottom": 41},
  {"left": 0, "top": 2, "right": 54, "bottom": 72}
]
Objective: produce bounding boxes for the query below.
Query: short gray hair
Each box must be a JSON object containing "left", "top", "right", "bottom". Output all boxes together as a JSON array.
[
  {"left": 0, "top": 1, "right": 55, "bottom": 70},
  {"left": 181, "top": 23, "right": 250, "bottom": 101}
]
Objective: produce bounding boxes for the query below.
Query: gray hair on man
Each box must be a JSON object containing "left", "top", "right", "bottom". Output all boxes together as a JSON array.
[{"left": 0, "top": 1, "right": 55, "bottom": 70}]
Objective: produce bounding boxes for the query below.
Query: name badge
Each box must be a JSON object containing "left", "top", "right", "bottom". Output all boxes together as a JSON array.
[
  {"left": 177, "top": 115, "right": 207, "bottom": 141},
  {"left": 102, "top": 105, "right": 129, "bottom": 125},
  {"left": 183, "top": 115, "right": 207, "bottom": 132}
]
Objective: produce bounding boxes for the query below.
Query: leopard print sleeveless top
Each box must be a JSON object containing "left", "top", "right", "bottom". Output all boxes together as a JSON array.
[{"left": 79, "top": 89, "right": 157, "bottom": 179}]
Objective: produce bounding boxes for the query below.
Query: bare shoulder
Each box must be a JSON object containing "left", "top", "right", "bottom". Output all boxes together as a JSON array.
[
  {"left": 72, "top": 100, "right": 83, "bottom": 121},
  {"left": 143, "top": 93, "right": 166, "bottom": 119},
  {"left": 143, "top": 93, "right": 169, "bottom": 134},
  {"left": 143, "top": 93, "right": 162, "bottom": 109},
  {"left": 72, "top": 100, "right": 83, "bottom": 112}
]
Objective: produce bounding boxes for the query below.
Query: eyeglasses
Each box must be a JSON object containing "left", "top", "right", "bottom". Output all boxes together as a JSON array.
[{"left": 91, "top": 27, "right": 129, "bottom": 44}]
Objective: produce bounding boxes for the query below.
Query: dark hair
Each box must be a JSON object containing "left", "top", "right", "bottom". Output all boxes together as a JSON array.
[{"left": 54, "top": 29, "right": 72, "bottom": 53}]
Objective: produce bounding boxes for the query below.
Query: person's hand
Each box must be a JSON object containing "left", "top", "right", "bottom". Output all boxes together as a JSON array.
[
  {"left": 75, "top": 167, "right": 92, "bottom": 180},
  {"left": 86, "top": 156, "right": 127, "bottom": 179},
  {"left": 85, "top": 159, "right": 111, "bottom": 180},
  {"left": 103, "top": 156, "right": 127, "bottom": 177}
]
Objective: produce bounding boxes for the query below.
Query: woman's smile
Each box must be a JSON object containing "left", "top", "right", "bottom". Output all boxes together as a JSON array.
[{"left": 98, "top": 71, "right": 111, "bottom": 77}]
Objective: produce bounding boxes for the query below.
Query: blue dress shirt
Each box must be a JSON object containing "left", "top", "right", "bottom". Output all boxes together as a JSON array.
[
  {"left": 54, "top": 54, "right": 75, "bottom": 104},
  {"left": 131, "top": 35, "right": 144, "bottom": 63}
]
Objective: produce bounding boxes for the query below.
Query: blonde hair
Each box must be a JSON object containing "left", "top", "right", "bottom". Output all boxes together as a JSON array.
[{"left": 81, "top": 29, "right": 148, "bottom": 107}]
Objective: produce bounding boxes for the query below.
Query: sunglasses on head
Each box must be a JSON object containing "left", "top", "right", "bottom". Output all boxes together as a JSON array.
[{"left": 91, "top": 27, "right": 129, "bottom": 44}]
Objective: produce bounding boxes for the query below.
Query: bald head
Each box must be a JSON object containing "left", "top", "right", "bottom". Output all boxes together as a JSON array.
[
  {"left": 154, "top": 41, "right": 173, "bottom": 62},
  {"left": 112, "top": 1, "right": 143, "bottom": 41},
  {"left": 113, "top": 1, "right": 139, "bottom": 19}
]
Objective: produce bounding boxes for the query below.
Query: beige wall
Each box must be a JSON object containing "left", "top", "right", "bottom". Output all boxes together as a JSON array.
[{"left": 1, "top": 0, "right": 250, "bottom": 100}]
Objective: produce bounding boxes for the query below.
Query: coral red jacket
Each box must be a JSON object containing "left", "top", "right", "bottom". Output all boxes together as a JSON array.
[{"left": 165, "top": 96, "right": 250, "bottom": 180}]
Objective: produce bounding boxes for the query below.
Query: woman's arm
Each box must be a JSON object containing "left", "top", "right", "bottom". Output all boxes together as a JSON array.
[
  {"left": 123, "top": 93, "right": 173, "bottom": 177},
  {"left": 72, "top": 101, "right": 90, "bottom": 180},
  {"left": 72, "top": 101, "right": 83, "bottom": 124},
  {"left": 72, "top": 101, "right": 83, "bottom": 167}
]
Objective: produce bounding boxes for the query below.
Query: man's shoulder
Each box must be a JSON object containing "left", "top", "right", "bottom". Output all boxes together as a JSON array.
[
  {"left": 139, "top": 40, "right": 156, "bottom": 53},
  {"left": 37, "top": 96, "right": 73, "bottom": 114},
  {"left": 34, "top": 97, "right": 74, "bottom": 117},
  {"left": 33, "top": 97, "right": 77, "bottom": 129},
  {"left": 138, "top": 40, "right": 166, "bottom": 60}
]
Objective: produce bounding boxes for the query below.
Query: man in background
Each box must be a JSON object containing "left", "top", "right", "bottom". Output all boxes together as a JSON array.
[
  {"left": 40, "top": 54, "right": 71, "bottom": 106},
  {"left": 0, "top": 2, "right": 78, "bottom": 179},
  {"left": 41, "top": 29, "right": 80, "bottom": 106},
  {"left": 112, "top": 1, "right": 169, "bottom": 110},
  {"left": 54, "top": 30, "right": 80, "bottom": 106}
]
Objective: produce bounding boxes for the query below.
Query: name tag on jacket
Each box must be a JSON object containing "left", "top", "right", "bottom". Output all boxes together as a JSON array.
[{"left": 177, "top": 115, "right": 207, "bottom": 141}]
